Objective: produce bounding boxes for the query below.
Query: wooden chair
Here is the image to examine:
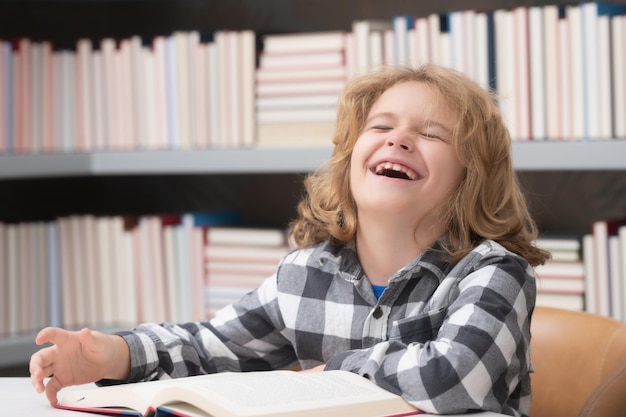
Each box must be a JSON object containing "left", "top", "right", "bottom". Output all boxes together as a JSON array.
[{"left": 530, "top": 306, "right": 626, "bottom": 417}]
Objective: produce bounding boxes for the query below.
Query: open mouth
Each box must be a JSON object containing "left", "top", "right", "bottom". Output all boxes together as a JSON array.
[{"left": 374, "top": 162, "right": 419, "bottom": 180}]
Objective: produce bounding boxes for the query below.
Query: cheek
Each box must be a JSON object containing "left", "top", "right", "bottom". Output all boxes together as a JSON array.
[
  {"left": 349, "top": 140, "right": 370, "bottom": 179},
  {"left": 348, "top": 153, "right": 361, "bottom": 198},
  {"left": 431, "top": 152, "right": 466, "bottom": 192}
]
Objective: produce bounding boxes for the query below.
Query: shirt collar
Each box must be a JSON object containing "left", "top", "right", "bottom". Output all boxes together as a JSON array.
[{"left": 312, "top": 237, "right": 454, "bottom": 284}]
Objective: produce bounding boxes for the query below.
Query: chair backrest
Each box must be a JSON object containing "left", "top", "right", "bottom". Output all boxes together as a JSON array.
[{"left": 530, "top": 306, "right": 626, "bottom": 417}]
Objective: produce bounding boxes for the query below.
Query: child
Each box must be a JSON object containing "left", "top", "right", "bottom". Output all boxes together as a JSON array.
[{"left": 30, "top": 64, "right": 550, "bottom": 417}]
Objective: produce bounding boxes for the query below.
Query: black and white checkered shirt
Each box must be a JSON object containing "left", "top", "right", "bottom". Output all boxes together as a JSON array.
[{"left": 117, "top": 239, "right": 535, "bottom": 417}]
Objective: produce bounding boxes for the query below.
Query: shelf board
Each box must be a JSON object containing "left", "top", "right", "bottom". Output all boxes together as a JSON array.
[
  {"left": 0, "top": 147, "right": 333, "bottom": 179},
  {"left": 0, "top": 333, "right": 44, "bottom": 368},
  {"left": 511, "top": 140, "right": 626, "bottom": 171},
  {"left": 0, "top": 141, "right": 624, "bottom": 179}
]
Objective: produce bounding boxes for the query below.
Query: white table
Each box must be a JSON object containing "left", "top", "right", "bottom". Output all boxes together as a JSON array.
[
  {"left": 2, "top": 377, "right": 98, "bottom": 416},
  {"left": 1, "top": 377, "right": 507, "bottom": 417}
]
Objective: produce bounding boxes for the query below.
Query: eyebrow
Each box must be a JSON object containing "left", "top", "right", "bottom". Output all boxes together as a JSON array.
[{"left": 423, "top": 119, "right": 454, "bottom": 136}]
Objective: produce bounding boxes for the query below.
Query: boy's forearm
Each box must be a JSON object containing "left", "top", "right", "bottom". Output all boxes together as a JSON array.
[{"left": 104, "top": 335, "right": 131, "bottom": 381}]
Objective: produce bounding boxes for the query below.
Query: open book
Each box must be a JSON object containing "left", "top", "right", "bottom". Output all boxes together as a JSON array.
[{"left": 56, "top": 370, "right": 421, "bottom": 417}]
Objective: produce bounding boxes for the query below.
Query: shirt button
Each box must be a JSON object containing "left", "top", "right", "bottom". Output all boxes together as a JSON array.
[{"left": 373, "top": 306, "right": 383, "bottom": 319}]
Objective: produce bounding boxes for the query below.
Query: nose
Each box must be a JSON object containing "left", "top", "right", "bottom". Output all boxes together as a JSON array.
[{"left": 385, "top": 135, "right": 413, "bottom": 151}]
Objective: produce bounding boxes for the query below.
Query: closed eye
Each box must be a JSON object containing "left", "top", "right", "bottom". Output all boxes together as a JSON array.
[{"left": 419, "top": 131, "right": 449, "bottom": 142}]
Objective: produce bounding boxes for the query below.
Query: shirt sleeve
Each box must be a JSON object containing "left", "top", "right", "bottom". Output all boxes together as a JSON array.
[
  {"left": 324, "top": 251, "right": 535, "bottom": 417},
  {"left": 113, "top": 274, "right": 298, "bottom": 383}
]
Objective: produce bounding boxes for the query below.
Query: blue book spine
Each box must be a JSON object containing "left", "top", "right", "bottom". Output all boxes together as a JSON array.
[{"left": 486, "top": 12, "right": 496, "bottom": 91}]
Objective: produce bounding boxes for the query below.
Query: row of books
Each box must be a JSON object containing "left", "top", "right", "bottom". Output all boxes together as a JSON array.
[
  {"left": 582, "top": 217, "right": 626, "bottom": 322},
  {"left": 2, "top": 2, "right": 626, "bottom": 155},
  {"left": 534, "top": 236, "right": 586, "bottom": 312},
  {"left": 255, "top": 30, "right": 346, "bottom": 148},
  {"left": 535, "top": 216, "right": 626, "bottom": 324},
  {"left": 2, "top": 214, "right": 626, "bottom": 337},
  {"left": 259, "top": 2, "right": 626, "bottom": 144},
  {"left": 0, "top": 213, "right": 290, "bottom": 338},
  {"left": 204, "top": 226, "right": 291, "bottom": 317},
  {"left": 0, "top": 30, "right": 256, "bottom": 154}
]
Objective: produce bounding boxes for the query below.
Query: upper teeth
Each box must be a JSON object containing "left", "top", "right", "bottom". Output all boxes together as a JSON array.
[{"left": 375, "top": 162, "right": 418, "bottom": 180}]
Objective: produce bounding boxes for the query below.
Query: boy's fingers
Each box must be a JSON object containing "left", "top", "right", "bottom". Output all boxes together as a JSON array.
[
  {"left": 30, "top": 369, "right": 45, "bottom": 394},
  {"left": 44, "top": 376, "right": 63, "bottom": 406},
  {"left": 35, "top": 327, "right": 61, "bottom": 345}
]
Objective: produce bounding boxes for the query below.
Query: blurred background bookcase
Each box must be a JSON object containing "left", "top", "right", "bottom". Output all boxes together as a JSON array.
[{"left": 1, "top": 0, "right": 626, "bottom": 375}]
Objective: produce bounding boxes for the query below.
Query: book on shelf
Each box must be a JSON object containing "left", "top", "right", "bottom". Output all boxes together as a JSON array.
[
  {"left": 205, "top": 227, "right": 287, "bottom": 247},
  {"left": 534, "top": 234, "right": 582, "bottom": 262},
  {"left": 558, "top": 5, "right": 573, "bottom": 140},
  {"left": 0, "top": 223, "right": 5, "bottom": 335},
  {"left": 46, "top": 221, "right": 63, "bottom": 328},
  {"left": 528, "top": 6, "right": 546, "bottom": 141},
  {"left": 206, "top": 244, "right": 290, "bottom": 264},
  {"left": 256, "top": 94, "right": 338, "bottom": 124},
  {"left": 0, "top": 211, "right": 243, "bottom": 336},
  {"left": 55, "top": 370, "right": 420, "bottom": 417},
  {"left": 493, "top": 9, "right": 515, "bottom": 140},
  {"left": 536, "top": 275, "right": 584, "bottom": 295},
  {"left": 566, "top": 4, "right": 585, "bottom": 140},
  {"left": 536, "top": 292, "right": 585, "bottom": 311},
  {"left": 542, "top": 4, "right": 560, "bottom": 140},
  {"left": 619, "top": 225, "right": 626, "bottom": 322},
  {"left": 0, "top": 28, "right": 260, "bottom": 154},
  {"left": 584, "top": 217, "right": 626, "bottom": 319},
  {"left": 151, "top": 35, "right": 170, "bottom": 150},
  {"left": 612, "top": 14, "right": 626, "bottom": 139},
  {"left": 259, "top": 50, "right": 345, "bottom": 70},
  {"left": 0, "top": 40, "right": 10, "bottom": 153},
  {"left": 513, "top": 6, "right": 531, "bottom": 141},
  {"left": 256, "top": 120, "right": 335, "bottom": 148},
  {"left": 609, "top": 234, "right": 624, "bottom": 321},
  {"left": 255, "top": 79, "right": 345, "bottom": 97},
  {"left": 256, "top": 66, "right": 348, "bottom": 83},
  {"left": 256, "top": 107, "right": 337, "bottom": 124},
  {"left": 5, "top": 3, "right": 626, "bottom": 154},
  {"left": 261, "top": 30, "right": 347, "bottom": 54},
  {"left": 581, "top": 2, "right": 626, "bottom": 140},
  {"left": 255, "top": 30, "right": 347, "bottom": 128},
  {"left": 204, "top": 226, "right": 290, "bottom": 315},
  {"left": 351, "top": 19, "right": 392, "bottom": 75},
  {"left": 535, "top": 261, "right": 584, "bottom": 280},
  {"left": 256, "top": 94, "right": 339, "bottom": 110},
  {"left": 391, "top": 15, "right": 414, "bottom": 67},
  {"left": 534, "top": 234, "right": 586, "bottom": 311}
]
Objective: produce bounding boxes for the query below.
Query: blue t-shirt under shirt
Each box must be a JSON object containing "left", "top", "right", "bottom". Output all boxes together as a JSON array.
[{"left": 371, "top": 284, "right": 387, "bottom": 299}]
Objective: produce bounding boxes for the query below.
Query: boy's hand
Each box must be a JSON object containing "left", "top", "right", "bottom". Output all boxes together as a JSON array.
[{"left": 29, "top": 327, "right": 130, "bottom": 405}]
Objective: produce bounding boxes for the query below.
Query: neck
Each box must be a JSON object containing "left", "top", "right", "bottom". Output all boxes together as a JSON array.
[{"left": 355, "top": 214, "right": 440, "bottom": 286}]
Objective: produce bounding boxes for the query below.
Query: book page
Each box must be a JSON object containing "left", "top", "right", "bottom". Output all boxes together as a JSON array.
[
  {"left": 58, "top": 370, "right": 418, "bottom": 417},
  {"left": 58, "top": 377, "right": 189, "bottom": 413},
  {"left": 155, "top": 370, "right": 418, "bottom": 417}
]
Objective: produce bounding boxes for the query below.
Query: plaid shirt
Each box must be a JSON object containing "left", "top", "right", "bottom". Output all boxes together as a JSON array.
[{"left": 116, "top": 239, "right": 535, "bottom": 417}]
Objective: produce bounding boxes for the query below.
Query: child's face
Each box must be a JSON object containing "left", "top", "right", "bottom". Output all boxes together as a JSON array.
[{"left": 349, "top": 81, "right": 465, "bottom": 227}]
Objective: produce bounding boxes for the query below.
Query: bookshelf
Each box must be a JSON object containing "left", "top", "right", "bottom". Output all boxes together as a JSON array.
[
  {"left": 0, "top": 0, "right": 587, "bottom": 45},
  {"left": 2, "top": 0, "right": 626, "bottom": 374},
  {"left": 0, "top": 141, "right": 626, "bottom": 180},
  {"left": 0, "top": 148, "right": 333, "bottom": 178}
]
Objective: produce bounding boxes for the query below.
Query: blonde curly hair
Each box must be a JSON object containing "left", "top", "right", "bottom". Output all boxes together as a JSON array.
[{"left": 289, "top": 64, "right": 550, "bottom": 267}]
